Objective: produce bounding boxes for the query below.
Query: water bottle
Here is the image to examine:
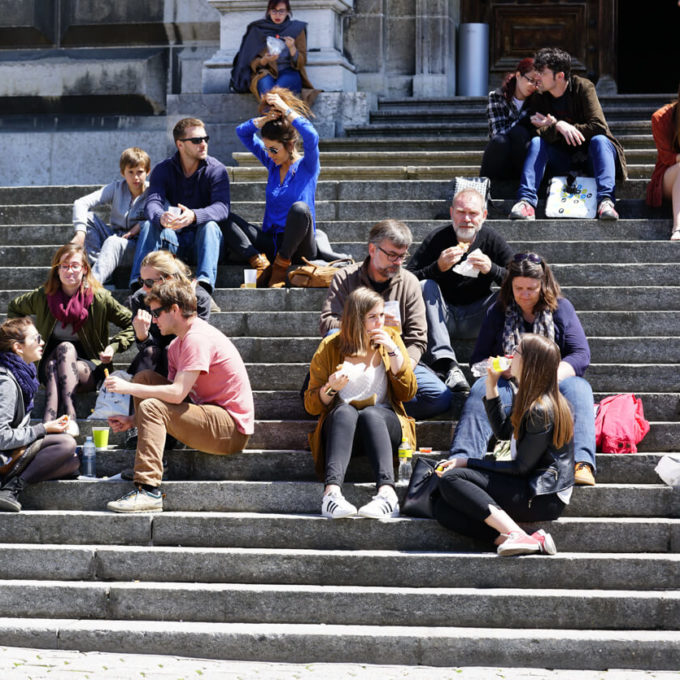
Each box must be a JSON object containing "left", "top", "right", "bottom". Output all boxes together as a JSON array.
[
  {"left": 81, "top": 436, "right": 97, "bottom": 478},
  {"left": 397, "top": 438, "right": 413, "bottom": 484},
  {"left": 470, "top": 355, "right": 512, "bottom": 378}
]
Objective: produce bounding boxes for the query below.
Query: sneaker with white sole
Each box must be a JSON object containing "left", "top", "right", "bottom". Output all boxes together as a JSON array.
[
  {"left": 531, "top": 529, "right": 557, "bottom": 555},
  {"left": 497, "top": 530, "right": 541, "bottom": 556},
  {"left": 357, "top": 492, "right": 400, "bottom": 519},
  {"left": 321, "top": 492, "right": 357, "bottom": 519},
  {"left": 509, "top": 200, "right": 536, "bottom": 220},
  {"left": 107, "top": 486, "right": 163, "bottom": 513},
  {"left": 597, "top": 198, "right": 619, "bottom": 221}
]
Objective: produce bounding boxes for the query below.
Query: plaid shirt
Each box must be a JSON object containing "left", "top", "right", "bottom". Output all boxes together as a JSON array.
[{"left": 487, "top": 89, "right": 530, "bottom": 138}]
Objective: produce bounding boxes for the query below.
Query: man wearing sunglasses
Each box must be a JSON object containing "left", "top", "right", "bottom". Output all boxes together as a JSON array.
[
  {"left": 509, "top": 47, "right": 627, "bottom": 222},
  {"left": 319, "top": 219, "right": 453, "bottom": 420},
  {"left": 134, "top": 117, "right": 229, "bottom": 308},
  {"left": 105, "top": 279, "right": 254, "bottom": 513},
  {"left": 408, "top": 188, "right": 514, "bottom": 392}
]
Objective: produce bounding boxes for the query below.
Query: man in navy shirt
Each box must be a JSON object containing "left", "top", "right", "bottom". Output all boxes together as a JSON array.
[{"left": 133, "top": 118, "right": 229, "bottom": 302}]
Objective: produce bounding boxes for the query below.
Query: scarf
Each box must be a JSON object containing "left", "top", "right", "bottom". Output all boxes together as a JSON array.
[
  {"left": 0, "top": 351, "right": 40, "bottom": 412},
  {"left": 502, "top": 300, "right": 555, "bottom": 356},
  {"left": 46, "top": 286, "right": 94, "bottom": 334}
]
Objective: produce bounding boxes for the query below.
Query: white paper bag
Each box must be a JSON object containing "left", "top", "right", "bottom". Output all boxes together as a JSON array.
[
  {"left": 655, "top": 455, "right": 680, "bottom": 486},
  {"left": 545, "top": 176, "right": 597, "bottom": 219}
]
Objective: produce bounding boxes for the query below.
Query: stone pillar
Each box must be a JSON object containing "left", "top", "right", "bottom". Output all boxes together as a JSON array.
[
  {"left": 412, "top": 0, "right": 457, "bottom": 97},
  {"left": 202, "top": 0, "right": 356, "bottom": 94}
]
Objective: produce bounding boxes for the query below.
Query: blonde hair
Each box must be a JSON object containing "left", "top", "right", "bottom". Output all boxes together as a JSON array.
[
  {"left": 338, "top": 287, "right": 384, "bottom": 356},
  {"left": 511, "top": 334, "right": 574, "bottom": 449},
  {"left": 140, "top": 250, "right": 192, "bottom": 284},
  {"left": 44, "top": 244, "right": 101, "bottom": 296}
]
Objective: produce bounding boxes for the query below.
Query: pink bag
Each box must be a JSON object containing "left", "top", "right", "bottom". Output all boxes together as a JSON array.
[{"left": 594, "top": 394, "right": 650, "bottom": 453}]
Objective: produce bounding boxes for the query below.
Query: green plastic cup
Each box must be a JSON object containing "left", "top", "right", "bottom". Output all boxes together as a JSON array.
[{"left": 92, "top": 427, "right": 110, "bottom": 450}]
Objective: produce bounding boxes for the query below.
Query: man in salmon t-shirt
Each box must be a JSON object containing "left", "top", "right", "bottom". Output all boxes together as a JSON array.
[{"left": 104, "top": 278, "right": 254, "bottom": 513}]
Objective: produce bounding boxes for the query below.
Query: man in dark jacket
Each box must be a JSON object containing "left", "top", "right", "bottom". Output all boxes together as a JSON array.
[
  {"left": 407, "top": 188, "right": 513, "bottom": 390},
  {"left": 509, "top": 47, "right": 627, "bottom": 222}
]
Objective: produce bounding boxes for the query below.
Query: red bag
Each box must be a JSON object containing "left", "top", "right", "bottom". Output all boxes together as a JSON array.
[{"left": 594, "top": 394, "right": 650, "bottom": 453}]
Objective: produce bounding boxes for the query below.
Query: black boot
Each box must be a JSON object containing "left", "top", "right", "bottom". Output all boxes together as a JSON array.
[{"left": 0, "top": 476, "right": 26, "bottom": 512}]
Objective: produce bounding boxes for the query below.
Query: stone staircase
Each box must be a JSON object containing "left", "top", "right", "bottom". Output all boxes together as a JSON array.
[{"left": 0, "top": 94, "right": 679, "bottom": 670}]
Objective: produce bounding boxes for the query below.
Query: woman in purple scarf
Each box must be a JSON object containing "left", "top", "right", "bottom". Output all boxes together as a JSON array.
[{"left": 8, "top": 244, "right": 134, "bottom": 438}]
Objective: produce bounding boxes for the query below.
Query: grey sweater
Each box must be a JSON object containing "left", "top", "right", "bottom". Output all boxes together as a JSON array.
[
  {"left": 0, "top": 367, "right": 45, "bottom": 453},
  {"left": 72, "top": 178, "right": 148, "bottom": 234}
]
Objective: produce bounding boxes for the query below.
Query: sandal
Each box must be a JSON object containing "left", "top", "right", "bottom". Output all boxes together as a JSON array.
[{"left": 671, "top": 228, "right": 680, "bottom": 241}]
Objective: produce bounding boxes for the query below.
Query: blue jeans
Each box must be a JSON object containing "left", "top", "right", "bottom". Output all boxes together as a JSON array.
[
  {"left": 518, "top": 134, "right": 617, "bottom": 205},
  {"left": 449, "top": 375, "right": 596, "bottom": 471},
  {"left": 404, "top": 363, "right": 453, "bottom": 420},
  {"left": 257, "top": 68, "right": 303, "bottom": 96},
  {"left": 421, "top": 279, "right": 497, "bottom": 365},
  {"left": 134, "top": 220, "right": 224, "bottom": 292}
]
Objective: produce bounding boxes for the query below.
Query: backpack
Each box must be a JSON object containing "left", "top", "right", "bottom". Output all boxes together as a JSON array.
[{"left": 594, "top": 393, "right": 650, "bottom": 453}]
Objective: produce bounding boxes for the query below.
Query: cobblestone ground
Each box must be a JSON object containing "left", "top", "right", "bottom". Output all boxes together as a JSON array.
[{"left": 2, "top": 648, "right": 679, "bottom": 680}]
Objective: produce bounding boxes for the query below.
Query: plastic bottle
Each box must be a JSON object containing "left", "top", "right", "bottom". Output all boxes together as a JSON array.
[
  {"left": 397, "top": 438, "right": 413, "bottom": 483},
  {"left": 81, "top": 436, "right": 97, "bottom": 478},
  {"left": 470, "top": 355, "right": 512, "bottom": 378}
]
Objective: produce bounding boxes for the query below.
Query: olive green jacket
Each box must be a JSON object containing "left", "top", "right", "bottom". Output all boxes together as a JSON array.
[{"left": 8, "top": 286, "right": 134, "bottom": 374}]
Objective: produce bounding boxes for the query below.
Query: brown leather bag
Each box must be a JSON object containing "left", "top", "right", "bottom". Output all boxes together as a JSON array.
[
  {"left": 288, "top": 257, "right": 354, "bottom": 288},
  {"left": 0, "top": 439, "right": 43, "bottom": 481}
]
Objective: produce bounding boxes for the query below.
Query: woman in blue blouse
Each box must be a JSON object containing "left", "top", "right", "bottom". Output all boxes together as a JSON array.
[
  {"left": 227, "top": 88, "right": 319, "bottom": 287},
  {"left": 449, "top": 253, "right": 598, "bottom": 487}
]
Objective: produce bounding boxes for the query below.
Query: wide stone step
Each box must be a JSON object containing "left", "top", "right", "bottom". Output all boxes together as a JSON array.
[
  {"left": 19, "top": 480, "right": 675, "bottom": 518},
  {"left": 0, "top": 512, "right": 677, "bottom": 552},
  {"left": 0, "top": 619, "right": 677, "bottom": 670},
  {"left": 0, "top": 580, "right": 676, "bottom": 630},
  {"left": 3, "top": 544, "right": 678, "bottom": 590}
]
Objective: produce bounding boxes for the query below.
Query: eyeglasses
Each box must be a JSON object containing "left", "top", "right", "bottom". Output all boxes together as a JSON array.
[
  {"left": 270, "top": 8, "right": 287, "bottom": 15},
  {"left": 149, "top": 305, "right": 171, "bottom": 319},
  {"left": 521, "top": 73, "right": 538, "bottom": 86},
  {"left": 138, "top": 276, "right": 164, "bottom": 289},
  {"left": 179, "top": 136, "right": 209, "bottom": 145},
  {"left": 59, "top": 263, "right": 83, "bottom": 272},
  {"left": 378, "top": 245, "right": 409, "bottom": 262},
  {"left": 513, "top": 253, "right": 542, "bottom": 265},
  {"left": 265, "top": 145, "right": 282, "bottom": 154},
  {"left": 28, "top": 333, "right": 42, "bottom": 345}
]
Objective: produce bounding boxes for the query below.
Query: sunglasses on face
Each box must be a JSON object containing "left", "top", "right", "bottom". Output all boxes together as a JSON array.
[
  {"left": 513, "top": 253, "right": 542, "bottom": 265},
  {"left": 138, "top": 276, "right": 164, "bottom": 288},
  {"left": 179, "top": 136, "right": 210, "bottom": 145},
  {"left": 265, "top": 145, "right": 282, "bottom": 154},
  {"left": 149, "top": 305, "right": 170, "bottom": 319}
]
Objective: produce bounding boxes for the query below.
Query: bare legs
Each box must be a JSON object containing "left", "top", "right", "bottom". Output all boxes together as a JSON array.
[
  {"left": 43, "top": 342, "right": 98, "bottom": 421},
  {"left": 663, "top": 163, "right": 680, "bottom": 240}
]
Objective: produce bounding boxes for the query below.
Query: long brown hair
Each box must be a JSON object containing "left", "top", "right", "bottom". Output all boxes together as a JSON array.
[
  {"left": 0, "top": 317, "right": 33, "bottom": 353},
  {"left": 498, "top": 253, "right": 560, "bottom": 315},
  {"left": 44, "top": 244, "right": 101, "bottom": 296},
  {"left": 338, "top": 287, "right": 384, "bottom": 356},
  {"left": 511, "top": 334, "right": 574, "bottom": 448}
]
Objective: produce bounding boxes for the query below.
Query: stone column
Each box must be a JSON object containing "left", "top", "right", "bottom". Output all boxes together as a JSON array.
[
  {"left": 412, "top": 0, "right": 457, "bottom": 97},
  {"left": 202, "top": 0, "right": 356, "bottom": 94}
]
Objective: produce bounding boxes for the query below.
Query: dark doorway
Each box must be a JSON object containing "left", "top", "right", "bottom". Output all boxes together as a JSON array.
[{"left": 618, "top": 2, "right": 680, "bottom": 93}]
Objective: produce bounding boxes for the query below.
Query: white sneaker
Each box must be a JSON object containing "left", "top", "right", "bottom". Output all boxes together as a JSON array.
[
  {"left": 358, "top": 491, "right": 400, "bottom": 519},
  {"left": 321, "top": 492, "right": 357, "bottom": 519},
  {"left": 497, "top": 530, "right": 541, "bottom": 556},
  {"left": 107, "top": 486, "right": 163, "bottom": 513}
]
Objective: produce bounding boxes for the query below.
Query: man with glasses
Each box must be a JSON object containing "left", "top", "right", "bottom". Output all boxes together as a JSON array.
[
  {"left": 509, "top": 47, "right": 627, "bottom": 222},
  {"left": 105, "top": 279, "right": 254, "bottom": 513},
  {"left": 319, "top": 219, "right": 452, "bottom": 420},
  {"left": 408, "top": 188, "right": 513, "bottom": 393},
  {"left": 133, "top": 117, "right": 229, "bottom": 309}
]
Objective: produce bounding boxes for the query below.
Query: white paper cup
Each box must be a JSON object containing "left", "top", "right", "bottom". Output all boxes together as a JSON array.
[
  {"left": 167, "top": 206, "right": 181, "bottom": 217},
  {"left": 243, "top": 269, "right": 257, "bottom": 288}
]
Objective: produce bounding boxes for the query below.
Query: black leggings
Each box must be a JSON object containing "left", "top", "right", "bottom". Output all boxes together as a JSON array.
[
  {"left": 480, "top": 124, "right": 533, "bottom": 179},
  {"left": 20, "top": 434, "right": 79, "bottom": 484},
  {"left": 222, "top": 202, "right": 317, "bottom": 263},
  {"left": 42, "top": 341, "right": 99, "bottom": 421},
  {"left": 432, "top": 467, "right": 566, "bottom": 543},
  {"left": 322, "top": 402, "right": 401, "bottom": 488}
]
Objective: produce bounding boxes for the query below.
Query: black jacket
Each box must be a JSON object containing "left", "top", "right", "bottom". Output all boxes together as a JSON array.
[{"left": 467, "top": 395, "right": 575, "bottom": 499}]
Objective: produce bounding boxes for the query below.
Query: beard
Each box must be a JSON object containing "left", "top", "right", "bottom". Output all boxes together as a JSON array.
[{"left": 453, "top": 224, "right": 479, "bottom": 242}]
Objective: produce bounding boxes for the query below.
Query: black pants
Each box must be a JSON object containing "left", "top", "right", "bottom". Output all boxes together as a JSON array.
[
  {"left": 322, "top": 402, "right": 401, "bottom": 488},
  {"left": 223, "top": 202, "right": 317, "bottom": 263},
  {"left": 19, "top": 434, "right": 80, "bottom": 484},
  {"left": 432, "top": 467, "right": 566, "bottom": 543},
  {"left": 480, "top": 125, "right": 533, "bottom": 180}
]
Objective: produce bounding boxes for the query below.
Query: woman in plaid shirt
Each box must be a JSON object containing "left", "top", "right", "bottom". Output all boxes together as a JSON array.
[{"left": 480, "top": 58, "right": 538, "bottom": 180}]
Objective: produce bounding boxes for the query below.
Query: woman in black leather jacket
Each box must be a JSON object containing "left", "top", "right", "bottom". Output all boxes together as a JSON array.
[{"left": 433, "top": 333, "right": 574, "bottom": 556}]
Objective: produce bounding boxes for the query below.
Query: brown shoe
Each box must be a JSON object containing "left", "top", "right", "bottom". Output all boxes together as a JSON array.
[
  {"left": 268, "top": 254, "right": 292, "bottom": 288},
  {"left": 574, "top": 462, "right": 596, "bottom": 486},
  {"left": 248, "top": 253, "right": 271, "bottom": 288}
]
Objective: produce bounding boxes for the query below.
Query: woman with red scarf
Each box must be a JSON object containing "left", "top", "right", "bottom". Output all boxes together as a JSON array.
[{"left": 8, "top": 244, "right": 133, "bottom": 437}]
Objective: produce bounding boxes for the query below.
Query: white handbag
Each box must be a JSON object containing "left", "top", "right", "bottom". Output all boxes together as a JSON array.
[{"left": 545, "top": 174, "right": 597, "bottom": 219}]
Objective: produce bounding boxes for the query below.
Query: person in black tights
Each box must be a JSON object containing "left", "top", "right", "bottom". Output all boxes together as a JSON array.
[
  {"left": 304, "top": 287, "right": 417, "bottom": 519},
  {"left": 433, "top": 333, "right": 574, "bottom": 556},
  {"left": 0, "top": 317, "right": 79, "bottom": 512}
]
